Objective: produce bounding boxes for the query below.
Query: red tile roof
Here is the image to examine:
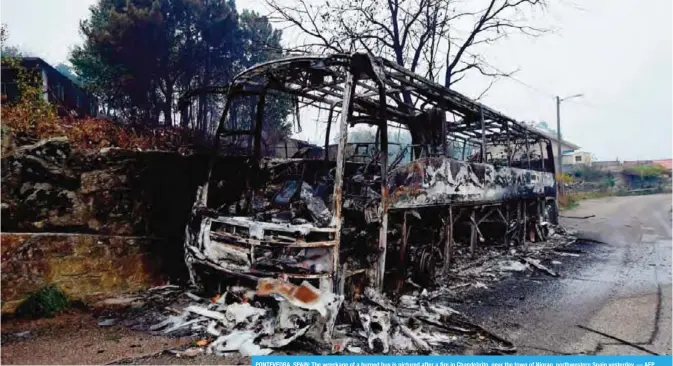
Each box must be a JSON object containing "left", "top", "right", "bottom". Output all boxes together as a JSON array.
[{"left": 652, "top": 159, "right": 673, "bottom": 170}]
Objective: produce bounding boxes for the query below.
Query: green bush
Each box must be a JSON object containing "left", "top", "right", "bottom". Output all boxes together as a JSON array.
[
  {"left": 15, "top": 285, "right": 70, "bottom": 318},
  {"left": 623, "top": 165, "right": 668, "bottom": 179}
]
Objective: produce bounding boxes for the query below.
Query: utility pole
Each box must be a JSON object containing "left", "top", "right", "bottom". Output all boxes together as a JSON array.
[
  {"left": 556, "top": 96, "right": 562, "bottom": 196},
  {"left": 555, "top": 93, "right": 583, "bottom": 199}
]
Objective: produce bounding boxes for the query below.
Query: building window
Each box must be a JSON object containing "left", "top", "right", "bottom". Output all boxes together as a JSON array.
[
  {"left": 575, "top": 155, "right": 582, "bottom": 162},
  {"left": 1, "top": 82, "right": 19, "bottom": 102}
]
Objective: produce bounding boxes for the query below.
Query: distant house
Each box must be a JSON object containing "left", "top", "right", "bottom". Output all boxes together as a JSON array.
[
  {"left": 582, "top": 159, "right": 672, "bottom": 174},
  {"left": 526, "top": 125, "right": 580, "bottom": 171},
  {"left": 623, "top": 160, "right": 653, "bottom": 167},
  {"left": 1, "top": 57, "right": 97, "bottom": 118},
  {"left": 623, "top": 159, "right": 672, "bottom": 175},
  {"left": 592, "top": 160, "right": 623, "bottom": 173},
  {"left": 562, "top": 151, "right": 593, "bottom": 166},
  {"left": 652, "top": 159, "right": 673, "bottom": 171}
]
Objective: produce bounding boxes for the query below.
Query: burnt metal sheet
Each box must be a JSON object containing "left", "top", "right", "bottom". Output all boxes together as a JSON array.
[
  {"left": 185, "top": 212, "right": 338, "bottom": 281},
  {"left": 387, "top": 157, "right": 555, "bottom": 209}
]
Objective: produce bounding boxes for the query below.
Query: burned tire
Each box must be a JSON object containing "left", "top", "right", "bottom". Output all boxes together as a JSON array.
[{"left": 412, "top": 247, "right": 437, "bottom": 287}]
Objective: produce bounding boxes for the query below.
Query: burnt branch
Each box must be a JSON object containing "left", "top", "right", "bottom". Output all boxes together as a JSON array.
[
  {"left": 444, "top": 0, "right": 546, "bottom": 87},
  {"left": 475, "top": 76, "right": 500, "bottom": 101},
  {"left": 265, "top": 0, "right": 344, "bottom": 53},
  {"left": 400, "top": 0, "right": 429, "bottom": 50},
  {"left": 267, "top": 0, "right": 547, "bottom": 99}
]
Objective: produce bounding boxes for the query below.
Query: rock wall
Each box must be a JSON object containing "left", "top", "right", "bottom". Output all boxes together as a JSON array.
[
  {"left": 1, "top": 233, "right": 162, "bottom": 313},
  {"left": 1, "top": 138, "right": 211, "bottom": 312},
  {"left": 2, "top": 138, "right": 209, "bottom": 236}
]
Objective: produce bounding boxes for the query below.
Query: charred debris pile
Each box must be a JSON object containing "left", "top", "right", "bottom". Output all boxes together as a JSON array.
[
  {"left": 188, "top": 156, "right": 383, "bottom": 280},
  {"left": 117, "top": 279, "right": 516, "bottom": 357},
  {"left": 111, "top": 223, "right": 580, "bottom": 357},
  {"left": 209, "top": 157, "right": 380, "bottom": 227}
]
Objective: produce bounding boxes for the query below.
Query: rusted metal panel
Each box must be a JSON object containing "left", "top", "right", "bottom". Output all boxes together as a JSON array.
[{"left": 387, "top": 156, "right": 555, "bottom": 209}]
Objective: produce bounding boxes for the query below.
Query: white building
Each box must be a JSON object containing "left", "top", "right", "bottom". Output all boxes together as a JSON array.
[
  {"left": 563, "top": 151, "right": 592, "bottom": 166},
  {"left": 529, "top": 125, "right": 580, "bottom": 173}
]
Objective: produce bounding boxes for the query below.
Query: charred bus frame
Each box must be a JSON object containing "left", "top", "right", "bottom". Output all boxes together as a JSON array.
[{"left": 180, "top": 53, "right": 558, "bottom": 295}]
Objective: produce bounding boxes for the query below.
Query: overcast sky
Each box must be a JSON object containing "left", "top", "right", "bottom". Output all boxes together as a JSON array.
[{"left": 2, "top": 0, "right": 671, "bottom": 161}]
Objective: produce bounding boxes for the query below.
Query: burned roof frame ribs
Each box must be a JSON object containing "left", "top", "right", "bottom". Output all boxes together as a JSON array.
[{"left": 178, "top": 53, "right": 552, "bottom": 166}]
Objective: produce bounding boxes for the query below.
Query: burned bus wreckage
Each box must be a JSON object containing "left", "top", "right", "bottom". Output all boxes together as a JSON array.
[{"left": 179, "top": 53, "right": 558, "bottom": 347}]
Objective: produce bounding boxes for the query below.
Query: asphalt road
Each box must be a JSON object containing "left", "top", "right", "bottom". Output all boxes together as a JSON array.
[
  {"left": 2, "top": 194, "right": 670, "bottom": 364},
  {"left": 463, "top": 194, "right": 672, "bottom": 355}
]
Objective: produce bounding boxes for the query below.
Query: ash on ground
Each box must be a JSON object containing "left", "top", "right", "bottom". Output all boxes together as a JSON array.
[{"left": 97, "top": 225, "right": 580, "bottom": 358}]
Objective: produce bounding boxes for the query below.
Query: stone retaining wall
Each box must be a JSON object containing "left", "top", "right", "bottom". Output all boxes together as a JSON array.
[
  {"left": 1, "top": 138, "right": 209, "bottom": 237},
  {"left": 1, "top": 233, "right": 164, "bottom": 313},
  {"left": 1, "top": 138, "right": 211, "bottom": 313}
]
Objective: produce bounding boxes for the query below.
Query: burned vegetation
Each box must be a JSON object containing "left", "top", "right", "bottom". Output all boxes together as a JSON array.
[{"left": 164, "top": 53, "right": 565, "bottom": 355}]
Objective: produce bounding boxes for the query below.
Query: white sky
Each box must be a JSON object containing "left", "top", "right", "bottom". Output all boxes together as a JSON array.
[{"left": 2, "top": 0, "right": 671, "bottom": 161}]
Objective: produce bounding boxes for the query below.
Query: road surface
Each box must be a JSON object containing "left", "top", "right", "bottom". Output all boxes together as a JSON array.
[
  {"left": 2, "top": 194, "right": 669, "bottom": 364},
  {"left": 464, "top": 194, "right": 672, "bottom": 355}
]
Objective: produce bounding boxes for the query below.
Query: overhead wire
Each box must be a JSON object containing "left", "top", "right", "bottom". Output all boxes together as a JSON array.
[
  {"left": 447, "top": 39, "right": 557, "bottom": 99},
  {"left": 457, "top": 47, "right": 644, "bottom": 116}
]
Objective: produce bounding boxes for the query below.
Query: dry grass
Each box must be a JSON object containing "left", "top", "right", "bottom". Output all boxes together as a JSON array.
[{"left": 559, "top": 191, "right": 615, "bottom": 210}]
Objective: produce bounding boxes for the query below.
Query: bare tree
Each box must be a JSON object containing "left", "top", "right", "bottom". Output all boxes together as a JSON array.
[{"left": 267, "top": 0, "right": 546, "bottom": 97}]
